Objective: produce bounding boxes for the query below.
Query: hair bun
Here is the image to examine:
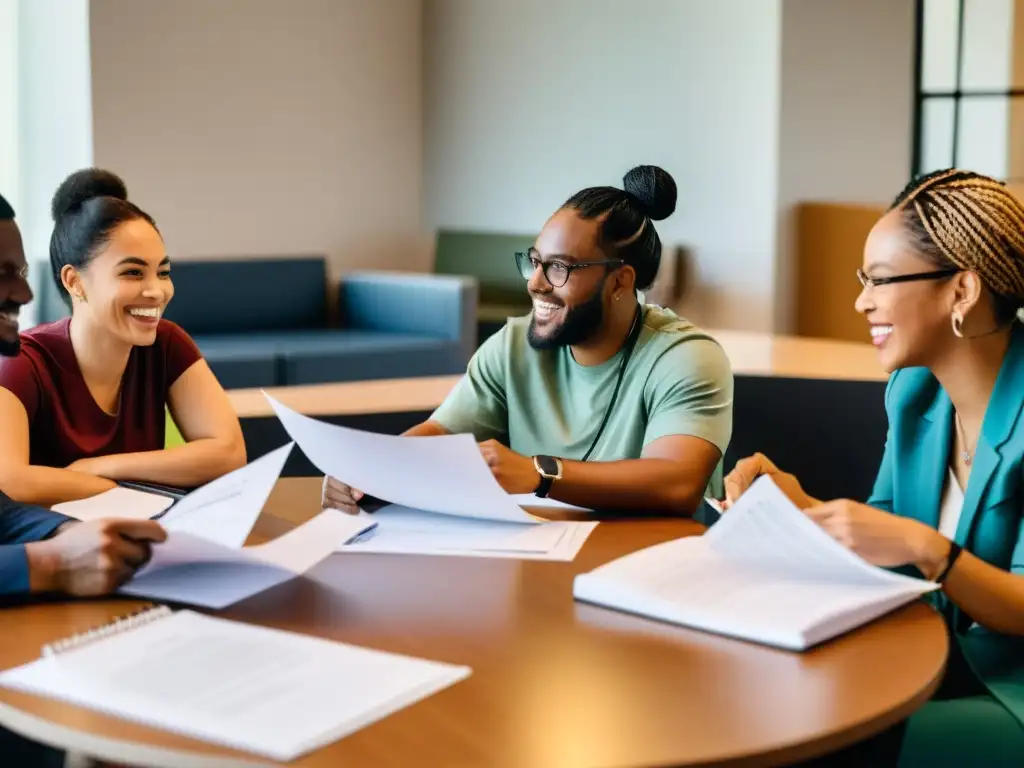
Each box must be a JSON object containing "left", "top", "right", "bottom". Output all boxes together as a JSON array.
[
  {"left": 623, "top": 165, "right": 677, "bottom": 221},
  {"left": 51, "top": 168, "right": 129, "bottom": 221}
]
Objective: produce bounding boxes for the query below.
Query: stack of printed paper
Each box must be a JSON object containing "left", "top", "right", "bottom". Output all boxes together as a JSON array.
[{"left": 266, "top": 396, "right": 598, "bottom": 561}]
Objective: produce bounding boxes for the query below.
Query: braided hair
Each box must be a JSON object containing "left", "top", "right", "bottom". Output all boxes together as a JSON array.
[
  {"left": 562, "top": 165, "right": 677, "bottom": 291},
  {"left": 890, "top": 169, "right": 1024, "bottom": 325}
]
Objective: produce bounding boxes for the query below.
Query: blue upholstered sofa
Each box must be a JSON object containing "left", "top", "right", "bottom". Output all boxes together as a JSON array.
[{"left": 34, "top": 256, "right": 478, "bottom": 389}]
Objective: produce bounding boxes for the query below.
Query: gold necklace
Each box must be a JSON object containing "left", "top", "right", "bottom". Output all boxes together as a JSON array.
[{"left": 954, "top": 412, "right": 976, "bottom": 466}]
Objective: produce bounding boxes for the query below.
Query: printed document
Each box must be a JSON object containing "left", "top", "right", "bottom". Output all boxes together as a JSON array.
[{"left": 573, "top": 477, "right": 938, "bottom": 650}]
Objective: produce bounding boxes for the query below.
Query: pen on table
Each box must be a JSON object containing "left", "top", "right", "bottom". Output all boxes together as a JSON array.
[{"left": 346, "top": 523, "right": 379, "bottom": 545}]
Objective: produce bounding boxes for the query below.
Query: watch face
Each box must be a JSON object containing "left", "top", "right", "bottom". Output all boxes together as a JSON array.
[{"left": 537, "top": 455, "right": 559, "bottom": 476}]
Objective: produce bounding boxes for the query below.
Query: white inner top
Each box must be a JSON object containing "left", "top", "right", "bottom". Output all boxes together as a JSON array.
[{"left": 938, "top": 467, "right": 965, "bottom": 540}]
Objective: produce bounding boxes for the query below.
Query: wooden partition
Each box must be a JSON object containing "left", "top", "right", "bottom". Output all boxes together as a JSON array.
[{"left": 795, "top": 202, "right": 886, "bottom": 343}]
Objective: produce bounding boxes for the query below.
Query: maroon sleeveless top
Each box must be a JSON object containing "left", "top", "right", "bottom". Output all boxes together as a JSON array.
[{"left": 0, "top": 317, "right": 202, "bottom": 468}]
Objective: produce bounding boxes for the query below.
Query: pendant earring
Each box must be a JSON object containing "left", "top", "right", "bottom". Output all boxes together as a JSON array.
[{"left": 951, "top": 312, "right": 964, "bottom": 338}]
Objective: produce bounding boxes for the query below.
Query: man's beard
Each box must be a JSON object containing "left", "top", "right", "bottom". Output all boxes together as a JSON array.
[{"left": 527, "top": 282, "right": 606, "bottom": 350}]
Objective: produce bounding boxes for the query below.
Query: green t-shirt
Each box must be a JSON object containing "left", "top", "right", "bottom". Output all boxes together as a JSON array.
[{"left": 431, "top": 304, "right": 734, "bottom": 495}]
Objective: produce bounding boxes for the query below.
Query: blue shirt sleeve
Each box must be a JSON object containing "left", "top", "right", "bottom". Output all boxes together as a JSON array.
[{"left": 0, "top": 493, "right": 73, "bottom": 596}]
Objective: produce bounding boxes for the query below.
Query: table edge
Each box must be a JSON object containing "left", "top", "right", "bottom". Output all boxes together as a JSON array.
[
  {"left": 0, "top": 699, "right": 270, "bottom": 768},
  {"left": 734, "top": 622, "right": 948, "bottom": 767}
]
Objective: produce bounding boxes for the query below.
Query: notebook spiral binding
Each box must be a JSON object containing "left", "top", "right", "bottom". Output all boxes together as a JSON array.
[{"left": 42, "top": 605, "right": 173, "bottom": 658}]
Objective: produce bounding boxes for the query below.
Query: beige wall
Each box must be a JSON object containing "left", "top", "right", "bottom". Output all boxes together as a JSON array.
[
  {"left": 16, "top": 0, "right": 94, "bottom": 330},
  {"left": 423, "top": 0, "right": 783, "bottom": 332},
  {"left": 775, "top": 0, "right": 916, "bottom": 333},
  {"left": 90, "top": 0, "right": 427, "bottom": 278}
]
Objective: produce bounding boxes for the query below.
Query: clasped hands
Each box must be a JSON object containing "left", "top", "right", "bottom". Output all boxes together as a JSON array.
[
  {"left": 722, "top": 453, "right": 946, "bottom": 575},
  {"left": 323, "top": 439, "right": 539, "bottom": 514}
]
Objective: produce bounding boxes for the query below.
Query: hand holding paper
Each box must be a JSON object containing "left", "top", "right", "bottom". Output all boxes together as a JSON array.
[
  {"left": 266, "top": 394, "right": 541, "bottom": 523},
  {"left": 574, "top": 476, "right": 939, "bottom": 650},
  {"left": 120, "top": 509, "right": 375, "bottom": 609},
  {"left": 61, "top": 440, "right": 373, "bottom": 609},
  {"left": 26, "top": 518, "right": 167, "bottom": 597},
  {"left": 158, "top": 442, "right": 295, "bottom": 547}
]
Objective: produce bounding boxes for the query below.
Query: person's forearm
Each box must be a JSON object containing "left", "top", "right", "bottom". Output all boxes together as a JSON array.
[
  {"left": 403, "top": 421, "right": 450, "bottom": 437},
  {"left": 550, "top": 458, "right": 704, "bottom": 516},
  {"left": 22, "top": 541, "right": 60, "bottom": 593},
  {"left": 90, "top": 438, "right": 247, "bottom": 487},
  {"left": 915, "top": 530, "right": 1024, "bottom": 636},
  {"left": 0, "top": 466, "right": 116, "bottom": 507}
]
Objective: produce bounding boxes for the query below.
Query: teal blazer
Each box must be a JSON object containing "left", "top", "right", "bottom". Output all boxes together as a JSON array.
[{"left": 868, "top": 324, "right": 1024, "bottom": 728}]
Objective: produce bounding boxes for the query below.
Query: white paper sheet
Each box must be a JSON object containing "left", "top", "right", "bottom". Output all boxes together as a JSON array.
[
  {"left": 0, "top": 610, "right": 470, "bottom": 762},
  {"left": 509, "top": 494, "right": 593, "bottom": 513},
  {"left": 157, "top": 443, "right": 295, "bottom": 548},
  {"left": 266, "top": 394, "right": 541, "bottom": 524},
  {"left": 51, "top": 487, "right": 174, "bottom": 521},
  {"left": 704, "top": 479, "right": 930, "bottom": 587},
  {"left": 120, "top": 510, "right": 374, "bottom": 609},
  {"left": 573, "top": 477, "right": 939, "bottom": 650},
  {"left": 338, "top": 506, "right": 598, "bottom": 561}
]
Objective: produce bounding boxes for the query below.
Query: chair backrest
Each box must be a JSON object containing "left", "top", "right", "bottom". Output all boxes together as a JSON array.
[
  {"left": 433, "top": 230, "right": 534, "bottom": 305},
  {"left": 32, "top": 270, "right": 69, "bottom": 325},
  {"left": 161, "top": 256, "right": 329, "bottom": 334}
]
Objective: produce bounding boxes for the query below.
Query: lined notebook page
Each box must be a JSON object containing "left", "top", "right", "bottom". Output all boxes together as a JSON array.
[{"left": 0, "top": 611, "right": 470, "bottom": 761}]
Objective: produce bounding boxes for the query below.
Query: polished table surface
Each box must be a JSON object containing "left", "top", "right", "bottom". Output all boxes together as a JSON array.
[
  {"left": 0, "top": 478, "right": 947, "bottom": 768},
  {"left": 228, "top": 329, "right": 887, "bottom": 419}
]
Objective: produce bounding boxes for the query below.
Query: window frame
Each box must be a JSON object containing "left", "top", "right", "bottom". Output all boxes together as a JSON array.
[{"left": 911, "top": 0, "right": 1024, "bottom": 180}]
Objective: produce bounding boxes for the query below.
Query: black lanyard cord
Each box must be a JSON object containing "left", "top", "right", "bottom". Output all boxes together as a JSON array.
[{"left": 580, "top": 303, "right": 644, "bottom": 462}]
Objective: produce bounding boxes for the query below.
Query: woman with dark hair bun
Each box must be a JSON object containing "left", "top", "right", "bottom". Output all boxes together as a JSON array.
[{"left": 0, "top": 168, "right": 245, "bottom": 506}]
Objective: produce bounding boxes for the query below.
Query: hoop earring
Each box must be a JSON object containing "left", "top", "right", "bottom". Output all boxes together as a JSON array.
[{"left": 951, "top": 312, "right": 964, "bottom": 338}]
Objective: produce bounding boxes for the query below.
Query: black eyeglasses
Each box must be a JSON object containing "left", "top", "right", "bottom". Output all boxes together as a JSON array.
[
  {"left": 514, "top": 251, "right": 623, "bottom": 288},
  {"left": 856, "top": 268, "right": 960, "bottom": 289}
]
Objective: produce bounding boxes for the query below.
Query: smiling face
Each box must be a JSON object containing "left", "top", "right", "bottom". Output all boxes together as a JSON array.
[
  {"left": 524, "top": 208, "right": 624, "bottom": 349},
  {"left": 855, "top": 209, "right": 962, "bottom": 372},
  {"left": 63, "top": 218, "right": 173, "bottom": 347},
  {"left": 0, "top": 220, "right": 32, "bottom": 355}
]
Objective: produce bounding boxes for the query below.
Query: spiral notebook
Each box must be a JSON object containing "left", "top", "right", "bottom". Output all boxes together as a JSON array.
[{"left": 0, "top": 606, "right": 471, "bottom": 761}]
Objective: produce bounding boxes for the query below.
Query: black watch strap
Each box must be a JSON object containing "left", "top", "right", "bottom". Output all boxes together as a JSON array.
[
  {"left": 533, "top": 455, "right": 562, "bottom": 498},
  {"left": 535, "top": 474, "right": 554, "bottom": 498},
  {"left": 936, "top": 540, "right": 963, "bottom": 584}
]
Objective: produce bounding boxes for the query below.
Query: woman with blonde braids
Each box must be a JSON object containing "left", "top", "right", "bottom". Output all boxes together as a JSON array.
[{"left": 724, "top": 169, "right": 1024, "bottom": 764}]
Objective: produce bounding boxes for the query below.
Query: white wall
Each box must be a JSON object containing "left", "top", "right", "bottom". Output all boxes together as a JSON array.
[
  {"left": 16, "top": 0, "right": 94, "bottom": 327},
  {"left": 0, "top": 0, "right": 18, "bottom": 209},
  {"left": 424, "top": 0, "right": 783, "bottom": 331},
  {"left": 774, "top": 0, "right": 916, "bottom": 331},
  {"left": 89, "top": 0, "right": 426, "bottom": 278}
]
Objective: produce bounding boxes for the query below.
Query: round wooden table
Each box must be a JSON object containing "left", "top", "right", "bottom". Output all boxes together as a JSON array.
[{"left": 0, "top": 478, "right": 949, "bottom": 767}]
